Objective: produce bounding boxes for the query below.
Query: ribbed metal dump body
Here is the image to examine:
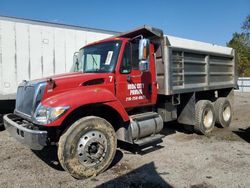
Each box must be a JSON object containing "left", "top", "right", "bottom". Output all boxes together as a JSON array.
[{"left": 156, "top": 35, "right": 236, "bottom": 95}]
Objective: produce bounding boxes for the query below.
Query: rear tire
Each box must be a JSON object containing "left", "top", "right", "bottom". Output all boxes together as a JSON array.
[
  {"left": 214, "top": 97, "right": 232, "bottom": 128},
  {"left": 58, "top": 116, "right": 117, "bottom": 179},
  {"left": 194, "top": 100, "right": 215, "bottom": 135}
]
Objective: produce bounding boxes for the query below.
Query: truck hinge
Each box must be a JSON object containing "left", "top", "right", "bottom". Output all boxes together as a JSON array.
[{"left": 172, "top": 94, "right": 180, "bottom": 105}]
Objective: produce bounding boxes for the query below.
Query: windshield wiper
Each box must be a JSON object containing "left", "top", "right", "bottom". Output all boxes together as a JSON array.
[{"left": 90, "top": 54, "right": 98, "bottom": 68}]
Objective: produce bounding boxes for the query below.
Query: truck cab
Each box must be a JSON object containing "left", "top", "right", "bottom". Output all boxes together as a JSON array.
[
  {"left": 70, "top": 36, "right": 157, "bottom": 109},
  {"left": 4, "top": 26, "right": 165, "bottom": 179}
]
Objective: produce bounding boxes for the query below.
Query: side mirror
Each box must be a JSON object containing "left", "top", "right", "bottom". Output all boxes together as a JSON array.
[
  {"left": 138, "top": 39, "right": 150, "bottom": 71},
  {"left": 73, "top": 52, "right": 79, "bottom": 71}
]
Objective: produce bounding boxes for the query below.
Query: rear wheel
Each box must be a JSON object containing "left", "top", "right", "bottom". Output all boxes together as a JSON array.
[
  {"left": 58, "top": 116, "right": 117, "bottom": 179},
  {"left": 194, "top": 100, "right": 215, "bottom": 135},
  {"left": 214, "top": 97, "right": 232, "bottom": 127}
]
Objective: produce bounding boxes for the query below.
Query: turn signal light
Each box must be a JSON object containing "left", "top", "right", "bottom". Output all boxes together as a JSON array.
[{"left": 47, "top": 78, "right": 56, "bottom": 92}]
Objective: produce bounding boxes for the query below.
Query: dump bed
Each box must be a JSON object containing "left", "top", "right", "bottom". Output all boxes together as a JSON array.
[{"left": 156, "top": 35, "right": 236, "bottom": 95}]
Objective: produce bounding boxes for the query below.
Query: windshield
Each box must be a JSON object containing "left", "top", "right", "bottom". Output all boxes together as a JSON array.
[{"left": 71, "top": 41, "right": 121, "bottom": 73}]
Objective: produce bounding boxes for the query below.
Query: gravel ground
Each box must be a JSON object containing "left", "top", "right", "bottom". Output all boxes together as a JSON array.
[{"left": 0, "top": 91, "right": 249, "bottom": 188}]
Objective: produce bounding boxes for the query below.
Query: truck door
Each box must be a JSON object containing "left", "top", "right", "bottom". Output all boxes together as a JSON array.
[{"left": 115, "top": 41, "right": 157, "bottom": 109}]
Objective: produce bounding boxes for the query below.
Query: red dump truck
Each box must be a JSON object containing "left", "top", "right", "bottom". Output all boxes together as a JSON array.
[{"left": 4, "top": 26, "right": 237, "bottom": 179}]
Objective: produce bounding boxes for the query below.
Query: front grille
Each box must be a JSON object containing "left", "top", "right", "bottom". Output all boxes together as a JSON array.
[
  {"left": 15, "top": 82, "right": 46, "bottom": 117},
  {"left": 16, "top": 86, "right": 35, "bottom": 116}
]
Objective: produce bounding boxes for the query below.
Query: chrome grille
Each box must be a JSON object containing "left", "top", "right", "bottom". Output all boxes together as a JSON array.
[
  {"left": 15, "top": 82, "right": 46, "bottom": 118},
  {"left": 16, "top": 86, "right": 35, "bottom": 116}
]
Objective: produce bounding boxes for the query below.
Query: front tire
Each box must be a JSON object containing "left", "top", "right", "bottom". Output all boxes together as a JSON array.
[
  {"left": 58, "top": 116, "right": 117, "bottom": 179},
  {"left": 194, "top": 100, "right": 215, "bottom": 135}
]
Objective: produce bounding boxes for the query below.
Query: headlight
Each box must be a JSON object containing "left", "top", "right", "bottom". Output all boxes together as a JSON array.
[{"left": 33, "top": 103, "right": 69, "bottom": 125}]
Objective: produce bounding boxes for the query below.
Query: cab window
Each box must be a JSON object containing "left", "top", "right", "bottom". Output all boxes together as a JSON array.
[
  {"left": 120, "top": 42, "right": 140, "bottom": 74},
  {"left": 131, "top": 42, "right": 139, "bottom": 69},
  {"left": 120, "top": 43, "right": 131, "bottom": 74}
]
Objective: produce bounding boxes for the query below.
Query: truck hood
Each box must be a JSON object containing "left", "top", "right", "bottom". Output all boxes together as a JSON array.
[
  {"left": 30, "top": 72, "right": 115, "bottom": 99},
  {"left": 47, "top": 72, "right": 84, "bottom": 81},
  {"left": 31, "top": 72, "right": 112, "bottom": 85},
  {"left": 30, "top": 72, "right": 83, "bottom": 83}
]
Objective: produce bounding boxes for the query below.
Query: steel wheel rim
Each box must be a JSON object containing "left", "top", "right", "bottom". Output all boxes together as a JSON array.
[
  {"left": 77, "top": 130, "right": 107, "bottom": 167},
  {"left": 223, "top": 106, "right": 231, "bottom": 122},
  {"left": 203, "top": 109, "right": 213, "bottom": 129}
]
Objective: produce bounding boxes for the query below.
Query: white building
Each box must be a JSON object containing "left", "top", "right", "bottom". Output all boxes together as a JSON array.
[{"left": 0, "top": 16, "right": 117, "bottom": 100}]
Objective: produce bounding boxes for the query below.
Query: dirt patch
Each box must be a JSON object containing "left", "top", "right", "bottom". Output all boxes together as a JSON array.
[
  {"left": 0, "top": 92, "right": 249, "bottom": 187},
  {"left": 191, "top": 182, "right": 216, "bottom": 188},
  {"left": 111, "top": 161, "right": 131, "bottom": 176}
]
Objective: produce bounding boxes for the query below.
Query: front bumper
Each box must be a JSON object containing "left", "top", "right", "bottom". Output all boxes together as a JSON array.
[{"left": 4, "top": 114, "right": 47, "bottom": 150}]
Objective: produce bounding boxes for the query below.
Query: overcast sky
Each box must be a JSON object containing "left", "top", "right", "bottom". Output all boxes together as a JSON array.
[{"left": 0, "top": 0, "right": 249, "bottom": 45}]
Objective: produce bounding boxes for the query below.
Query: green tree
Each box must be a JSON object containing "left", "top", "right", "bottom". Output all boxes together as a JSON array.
[
  {"left": 227, "top": 14, "right": 250, "bottom": 77},
  {"left": 242, "top": 15, "right": 250, "bottom": 33}
]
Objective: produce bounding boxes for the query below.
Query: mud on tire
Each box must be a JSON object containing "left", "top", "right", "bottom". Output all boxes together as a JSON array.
[{"left": 58, "top": 116, "right": 117, "bottom": 179}]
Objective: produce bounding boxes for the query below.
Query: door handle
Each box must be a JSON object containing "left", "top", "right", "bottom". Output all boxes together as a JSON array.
[
  {"left": 127, "top": 72, "right": 143, "bottom": 82},
  {"left": 127, "top": 76, "right": 132, "bottom": 82}
]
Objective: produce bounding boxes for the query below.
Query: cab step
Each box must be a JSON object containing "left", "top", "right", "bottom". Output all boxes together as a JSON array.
[
  {"left": 118, "top": 133, "right": 164, "bottom": 154},
  {"left": 134, "top": 133, "right": 164, "bottom": 147}
]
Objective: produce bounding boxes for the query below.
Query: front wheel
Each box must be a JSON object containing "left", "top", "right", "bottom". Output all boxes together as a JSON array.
[{"left": 58, "top": 116, "right": 117, "bottom": 179}]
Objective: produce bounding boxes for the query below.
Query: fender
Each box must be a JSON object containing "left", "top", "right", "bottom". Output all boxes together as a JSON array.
[{"left": 41, "top": 87, "right": 129, "bottom": 126}]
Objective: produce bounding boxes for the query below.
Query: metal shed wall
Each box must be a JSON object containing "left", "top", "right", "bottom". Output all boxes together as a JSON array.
[{"left": 0, "top": 16, "right": 116, "bottom": 99}]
